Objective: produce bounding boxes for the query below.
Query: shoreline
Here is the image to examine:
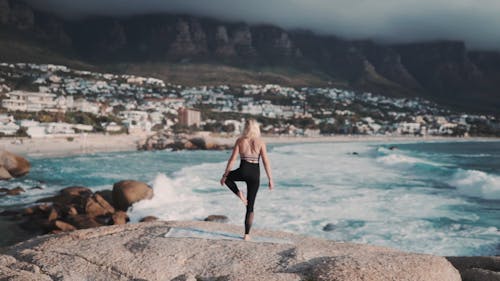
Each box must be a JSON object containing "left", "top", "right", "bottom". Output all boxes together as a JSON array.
[{"left": 0, "top": 133, "right": 498, "bottom": 158}]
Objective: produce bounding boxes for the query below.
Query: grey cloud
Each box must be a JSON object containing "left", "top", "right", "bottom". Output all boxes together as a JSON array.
[{"left": 25, "top": 0, "right": 500, "bottom": 50}]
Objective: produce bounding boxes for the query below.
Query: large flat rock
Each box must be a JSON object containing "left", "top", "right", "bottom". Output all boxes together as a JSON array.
[{"left": 0, "top": 220, "right": 461, "bottom": 281}]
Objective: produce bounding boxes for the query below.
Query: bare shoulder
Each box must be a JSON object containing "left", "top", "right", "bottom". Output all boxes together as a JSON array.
[{"left": 256, "top": 137, "right": 266, "bottom": 149}]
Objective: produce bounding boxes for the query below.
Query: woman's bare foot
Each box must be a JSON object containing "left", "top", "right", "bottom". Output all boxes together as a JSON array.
[
  {"left": 243, "top": 234, "right": 251, "bottom": 241},
  {"left": 238, "top": 191, "right": 248, "bottom": 206}
]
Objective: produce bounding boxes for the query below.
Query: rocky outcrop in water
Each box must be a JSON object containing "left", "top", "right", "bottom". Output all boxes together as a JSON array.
[
  {"left": 141, "top": 133, "right": 231, "bottom": 151},
  {"left": 112, "top": 180, "right": 153, "bottom": 211},
  {"left": 0, "top": 181, "right": 153, "bottom": 240},
  {"left": 0, "top": 150, "right": 30, "bottom": 180},
  {"left": 0, "top": 220, "right": 462, "bottom": 281}
]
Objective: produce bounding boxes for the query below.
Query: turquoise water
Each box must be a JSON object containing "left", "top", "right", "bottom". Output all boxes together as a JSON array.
[{"left": 1, "top": 140, "right": 499, "bottom": 256}]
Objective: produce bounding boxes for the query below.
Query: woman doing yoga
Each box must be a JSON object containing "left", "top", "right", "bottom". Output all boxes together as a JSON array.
[{"left": 220, "top": 119, "right": 274, "bottom": 241}]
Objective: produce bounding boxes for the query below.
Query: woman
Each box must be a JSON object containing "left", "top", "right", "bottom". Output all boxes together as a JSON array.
[{"left": 220, "top": 119, "right": 274, "bottom": 241}]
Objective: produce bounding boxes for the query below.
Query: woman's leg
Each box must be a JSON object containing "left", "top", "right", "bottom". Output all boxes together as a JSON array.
[
  {"left": 244, "top": 179, "right": 260, "bottom": 235},
  {"left": 225, "top": 169, "right": 247, "bottom": 205}
]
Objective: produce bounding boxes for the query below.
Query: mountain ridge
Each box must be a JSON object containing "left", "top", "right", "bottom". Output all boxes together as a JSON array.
[{"left": 0, "top": 0, "right": 499, "bottom": 113}]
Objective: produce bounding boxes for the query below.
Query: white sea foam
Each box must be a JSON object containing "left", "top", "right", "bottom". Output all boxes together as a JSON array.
[
  {"left": 376, "top": 153, "right": 441, "bottom": 167},
  {"left": 128, "top": 173, "right": 208, "bottom": 222},
  {"left": 9, "top": 141, "right": 497, "bottom": 256},
  {"left": 451, "top": 169, "right": 500, "bottom": 200}
]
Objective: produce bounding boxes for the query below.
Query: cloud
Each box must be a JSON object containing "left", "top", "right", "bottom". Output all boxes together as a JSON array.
[{"left": 25, "top": 0, "right": 500, "bottom": 50}]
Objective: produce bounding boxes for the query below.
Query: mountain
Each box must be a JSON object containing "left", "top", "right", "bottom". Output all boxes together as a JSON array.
[{"left": 0, "top": 0, "right": 499, "bottom": 113}]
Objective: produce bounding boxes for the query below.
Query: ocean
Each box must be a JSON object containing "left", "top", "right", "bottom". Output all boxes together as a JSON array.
[{"left": 1, "top": 140, "right": 499, "bottom": 256}]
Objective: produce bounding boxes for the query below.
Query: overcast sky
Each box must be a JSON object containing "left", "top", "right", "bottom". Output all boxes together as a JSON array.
[{"left": 25, "top": 0, "right": 500, "bottom": 50}]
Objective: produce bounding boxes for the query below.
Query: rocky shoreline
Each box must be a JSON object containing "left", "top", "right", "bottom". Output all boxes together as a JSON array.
[{"left": 0, "top": 220, "right": 464, "bottom": 281}]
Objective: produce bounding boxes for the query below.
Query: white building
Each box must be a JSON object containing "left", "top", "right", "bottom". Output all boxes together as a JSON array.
[
  {"left": 72, "top": 98, "right": 100, "bottom": 114},
  {"left": 1, "top": 91, "right": 57, "bottom": 112}
]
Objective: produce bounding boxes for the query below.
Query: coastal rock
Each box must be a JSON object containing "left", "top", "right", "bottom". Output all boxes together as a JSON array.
[
  {"left": 140, "top": 216, "right": 159, "bottom": 222},
  {"left": 84, "top": 194, "right": 115, "bottom": 217},
  {"left": 96, "top": 189, "right": 114, "bottom": 206},
  {"left": 67, "top": 214, "right": 101, "bottom": 229},
  {"left": 3, "top": 186, "right": 26, "bottom": 195},
  {"left": 111, "top": 211, "right": 129, "bottom": 225},
  {"left": 0, "top": 150, "right": 31, "bottom": 179},
  {"left": 60, "top": 186, "right": 92, "bottom": 197},
  {"left": 53, "top": 220, "right": 77, "bottom": 232},
  {"left": 322, "top": 223, "right": 336, "bottom": 232},
  {"left": 204, "top": 215, "right": 229, "bottom": 223},
  {"left": 311, "top": 254, "right": 460, "bottom": 281},
  {"left": 446, "top": 256, "right": 500, "bottom": 281},
  {"left": 0, "top": 221, "right": 461, "bottom": 281},
  {"left": 112, "top": 180, "right": 153, "bottom": 211}
]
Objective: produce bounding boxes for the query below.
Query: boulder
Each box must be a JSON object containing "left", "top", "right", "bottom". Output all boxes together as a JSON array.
[
  {"left": 60, "top": 186, "right": 92, "bottom": 197},
  {"left": 47, "top": 207, "right": 59, "bottom": 222},
  {"left": 188, "top": 137, "right": 206, "bottom": 149},
  {"left": 67, "top": 214, "right": 101, "bottom": 229},
  {"left": 0, "top": 167, "right": 12, "bottom": 180},
  {"left": 322, "top": 223, "right": 336, "bottom": 232},
  {"left": 112, "top": 180, "right": 153, "bottom": 211},
  {"left": 111, "top": 211, "right": 128, "bottom": 225},
  {"left": 0, "top": 150, "right": 31, "bottom": 179},
  {"left": 204, "top": 215, "right": 228, "bottom": 223},
  {"left": 84, "top": 194, "right": 115, "bottom": 217},
  {"left": 6, "top": 186, "right": 25, "bottom": 195},
  {"left": 95, "top": 189, "right": 114, "bottom": 206},
  {"left": 140, "top": 216, "right": 159, "bottom": 222},
  {"left": 53, "top": 220, "right": 76, "bottom": 232},
  {"left": 447, "top": 256, "right": 500, "bottom": 281}
]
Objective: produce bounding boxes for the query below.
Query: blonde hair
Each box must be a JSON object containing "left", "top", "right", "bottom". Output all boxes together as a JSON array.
[{"left": 242, "top": 119, "right": 261, "bottom": 139}]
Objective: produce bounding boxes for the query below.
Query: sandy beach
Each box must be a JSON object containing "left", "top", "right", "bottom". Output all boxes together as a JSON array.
[
  {"left": 0, "top": 133, "right": 147, "bottom": 157},
  {"left": 0, "top": 133, "right": 498, "bottom": 158}
]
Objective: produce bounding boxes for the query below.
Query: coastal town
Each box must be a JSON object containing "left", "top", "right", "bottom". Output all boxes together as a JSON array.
[{"left": 0, "top": 62, "right": 498, "bottom": 139}]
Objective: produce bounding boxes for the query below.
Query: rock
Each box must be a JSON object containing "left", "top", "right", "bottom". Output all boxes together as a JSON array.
[
  {"left": 111, "top": 211, "right": 128, "bottom": 225},
  {"left": 29, "top": 186, "right": 44, "bottom": 190},
  {"left": 47, "top": 207, "right": 59, "bottom": 222},
  {"left": 446, "top": 256, "right": 500, "bottom": 281},
  {"left": 0, "top": 221, "right": 461, "bottom": 281},
  {"left": 112, "top": 180, "right": 153, "bottom": 211},
  {"left": 53, "top": 220, "right": 76, "bottom": 232},
  {"left": 188, "top": 137, "right": 206, "bottom": 149},
  {"left": 84, "top": 194, "right": 115, "bottom": 217},
  {"left": 461, "top": 268, "right": 500, "bottom": 281},
  {"left": 0, "top": 167, "right": 12, "bottom": 180},
  {"left": 67, "top": 214, "right": 102, "bottom": 229},
  {"left": 183, "top": 140, "right": 196, "bottom": 150},
  {"left": 0, "top": 150, "right": 31, "bottom": 179},
  {"left": 322, "top": 223, "right": 336, "bottom": 232},
  {"left": 204, "top": 215, "right": 228, "bottom": 223},
  {"left": 95, "top": 189, "right": 114, "bottom": 206},
  {"left": 140, "top": 216, "right": 159, "bottom": 222},
  {"left": 60, "top": 186, "right": 92, "bottom": 197},
  {"left": 6, "top": 186, "right": 25, "bottom": 195},
  {"left": 0, "top": 209, "right": 21, "bottom": 216},
  {"left": 311, "top": 252, "right": 460, "bottom": 281}
]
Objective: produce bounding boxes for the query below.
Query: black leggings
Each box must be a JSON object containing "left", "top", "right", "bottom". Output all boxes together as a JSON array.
[{"left": 225, "top": 160, "right": 260, "bottom": 234}]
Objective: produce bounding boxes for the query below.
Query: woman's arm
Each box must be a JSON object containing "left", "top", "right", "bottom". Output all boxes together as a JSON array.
[
  {"left": 220, "top": 138, "right": 240, "bottom": 186},
  {"left": 260, "top": 142, "right": 274, "bottom": 190}
]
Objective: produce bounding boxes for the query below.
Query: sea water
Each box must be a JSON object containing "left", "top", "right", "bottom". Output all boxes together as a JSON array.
[{"left": 1, "top": 140, "right": 499, "bottom": 256}]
